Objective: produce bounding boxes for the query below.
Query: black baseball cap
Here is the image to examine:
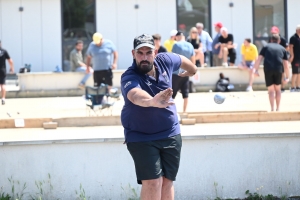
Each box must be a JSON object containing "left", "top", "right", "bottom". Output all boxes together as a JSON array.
[
  {"left": 133, "top": 34, "right": 155, "bottom": 50},
  {"left": 176, "top": 31, "right": 183, "bottom": 36}
]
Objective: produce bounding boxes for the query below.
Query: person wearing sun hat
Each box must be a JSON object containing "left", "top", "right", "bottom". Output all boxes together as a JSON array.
[{"left": 86, "top": 32, "right": 118, "bottom": 89}]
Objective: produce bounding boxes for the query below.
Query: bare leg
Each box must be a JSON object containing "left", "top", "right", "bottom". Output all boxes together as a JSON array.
[
  {"left": 248, "top": 69, "right": 255, "bottom": 87},
  {"left": 291, "top": 74, "right": 297, "bottom": 88},
  {"left": 140, "top": 178, "right": 162, "bottom": 200},
  {"left": 161, "top": 177, "right": 174, "bottom": 200},
  {"left": 1, "top": 85, "right": 6, "bottom": 99},
  {"left": 274, "top": 84, "right": 281, "bottom": 111},
  {"left": 197, "top": 52, "right": 204, "bottom": 67},
  {"left": 222, "top": 48, "right": 228, "bottom": 63},
  {"left": 267, "top": 85, "right": 275, "bottom": 111},
  {"left": 297, "top": 74, "right": 300, "bottom": 88},
  {"left": 183, "top": 98, "right": 188, "bottom": 113}
]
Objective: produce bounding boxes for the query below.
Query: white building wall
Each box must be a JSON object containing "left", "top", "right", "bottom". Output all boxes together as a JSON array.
[
  {"left": 287, "top": 0, "right": 300, "bottom": 40},
  {"left": 41, "top": 0, "right": 62, "bottom": 72},
  {"left": 1, "top": 0, "right": 23, "bottom": 71},
  {"left": 0, "top": 0, "right": 61, "bottom": 72},
  {"left": 21, "top": 0, "right": 43, "bottom": 72},
  {"left": 0, "top": 0, "right": 2, "bottom": 41},
  {"left": 96, "top": 0, "right": 176, "bottom": 69},
  {"left": 211, "top": 0, "right": 253, "bottom": 64}
]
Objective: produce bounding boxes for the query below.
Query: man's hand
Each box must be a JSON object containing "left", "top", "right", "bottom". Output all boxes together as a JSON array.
[
  {"left": 178, "top": 70, "right": 196, "bottom": 77},
  {"left": 9, "top": 68, "right": 14, "bottom": 74},
  {"left": 283, "top": 77, "right": 289, "bottom": 84},
  {"left": 150, "top": 88, "right": 174, "bottom": 108},
  {"left": 214, "top": 43, "right": 220, "bottom": 49},
  {"left": 112, "top": 63, "right": 117, "bottom": 70}
]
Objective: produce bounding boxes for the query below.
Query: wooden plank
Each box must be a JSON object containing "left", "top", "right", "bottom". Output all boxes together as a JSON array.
[
  {"left": 0, "top": 118, "right": 53, "bottom": 128},
  {"left": 190, "top": 112, "right": 300, "bottom": 123},
  {"left": 182, "top": 118, "right": 196, "bottom": 125}
]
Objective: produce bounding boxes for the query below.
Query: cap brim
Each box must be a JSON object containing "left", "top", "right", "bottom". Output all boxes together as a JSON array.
[{"left": 135, "top": 43, "right": 155, "bottom": 50}]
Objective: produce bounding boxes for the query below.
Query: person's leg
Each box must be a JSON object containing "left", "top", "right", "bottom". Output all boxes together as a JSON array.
[
  {"left": 229, "top": 51, "right": 236, "bottom": 66},
  {"left": 198, "top": 51, "right": 204, "bottom": 67},
  {"left": 291, "top": 66, "right": 297, "bottom": 91},
  {"left": 274, "top": 84, "right": 281, "bottom": 111},
  {"left": 0, "top": 84, "right": 5, "bottom": 98},
  {"left": 267, "top": 85, "right": 276, "bottom": 111},
  {"left": 180, "top": 77, "right": 189, "bottom": 112},
  {"left": 141, "top": 178, "right": 163, "bottom": 200},
  {"left": 222, "top": 47, "right": 228, "bottom": 63},
  {"left": 297, "top": 74, "right": 300, "bottom": 89},
  {"left": 127, "top": 141, "right": 163, "bottom": 199},
  {"left": 171, "top": 74, "right": 180, "bottom": 99},
  {"left": 161, "top": 177, "right": 174, "bottom": 200}
]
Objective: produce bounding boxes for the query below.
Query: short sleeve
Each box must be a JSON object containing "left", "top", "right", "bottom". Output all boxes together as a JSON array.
[
  {"left": 259, "top": 47, "right": 266, "bottom": 57},
  {"left": 121, "top": 74, "right": 141, "bottom": 97},
  {"left": 229, "top": 34, "right": 234, "bottom": 42},
  {"left": 110, "top": 41, "right": 117, "bottom": 52},
  {"left": 218, "top": 36, "right": 223, "bottom": 43},
  {"left": 289, "top": 36, "right": 295, "bottom": 45},
  {"left": 283, "top": 49, "right": 288, "bottom": 60},
  {"left": 156, "top": 53, "right": 181, "bottom": 73},
  {"left": 4, "top": 51, "right": 10, "bottom": 59}
]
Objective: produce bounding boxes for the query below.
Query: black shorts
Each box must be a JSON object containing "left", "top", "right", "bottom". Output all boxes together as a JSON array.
[
  {"left": 0, "top": 72, "right": 6, "bottom": 85},
  {"left": 228, "top": 50, "right": 236, "bottom": 64},
  {"left": 127, "top": 134, "right": 182, "bottom": 184},
  {"left": 93, "top": 69, "right": 113, "bottom": 87},
  {"left": 292, "top": 61, "right": 300, "bottom": 74},
  {"left": 264, "top": 70, "right": 282, "bottom": 87},
  {"left": 172, "top": 74, "right": 189, "bottom": 99}
]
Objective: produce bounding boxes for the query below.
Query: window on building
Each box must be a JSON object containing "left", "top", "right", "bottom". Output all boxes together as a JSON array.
[
  {"left": 177, "top": 0, "right": 210, "bottom": 38},
  {"left": 253, "top": 0, "right": 286, "bottom": 52},
  {"left": 62, "top": 0, "right": 96, "bottom": 71}
]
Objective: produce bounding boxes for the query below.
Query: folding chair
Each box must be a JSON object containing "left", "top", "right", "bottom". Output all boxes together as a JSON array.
[{"left": 85, "top": 84, "right": 114, "bottom": 116}]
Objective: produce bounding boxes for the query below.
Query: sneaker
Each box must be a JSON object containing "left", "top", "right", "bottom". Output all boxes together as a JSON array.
[
  {"left": 203, "top": 63, "right": 208, "bottom": 67},
  {"left": 1, "top": 99, "right": 5, "bottom": 105},
  {"left": 290, "top": 88, "right": 296, "bottom": 92},
  {"left": 78, "top": 84, "right": 85, "bottom": 90},
  {"left": 246, "top": 86, "right": 253, "bottom": 92},
  {"left": 281, "top": 88, "right": 285, "bottom": 93},
  {"left": 222, "top": 62, "right": 228, "bottom": 67},
  {"left": 296, "top": 87, "right": 300, "bottom": 92}
]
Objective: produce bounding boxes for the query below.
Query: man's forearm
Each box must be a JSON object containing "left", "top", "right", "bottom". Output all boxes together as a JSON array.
[
  {"left": 128, "top": 88, "right": 153, "bottom": 107},
  {"left": 113, "top": 52, "right": 118, "bottom": 64},
  {"left": 86, "top": 56, "right": 91, "bottom": 68},
  {"left": 8, "top": 59, "right": 14, "bottom": 71},
  {"left": 283, "top": 60, "right": 289, "bottom": 78},
  {"left": 179, "top": 55, "right": 197, "bottom": 75}
]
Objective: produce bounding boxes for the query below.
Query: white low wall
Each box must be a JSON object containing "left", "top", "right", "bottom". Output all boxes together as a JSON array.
[
  {"left": 0, "top": 132, "right": 299, "bottom": 199},
  {"left": 17, "top": 66, "right": 288, "bottom": 91}
]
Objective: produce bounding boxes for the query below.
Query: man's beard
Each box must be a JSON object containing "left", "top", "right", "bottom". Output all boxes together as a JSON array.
[{"left": 136, "top": 60, "right": 153, "bottom": 74}]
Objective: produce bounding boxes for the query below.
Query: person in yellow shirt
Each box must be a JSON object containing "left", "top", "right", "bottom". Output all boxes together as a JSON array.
[
  {"left": 239, "top": 38, "right": 258, "bottom": 91},
  {"left": 164, "top": 30, "right": 177, "bottom": 52}
]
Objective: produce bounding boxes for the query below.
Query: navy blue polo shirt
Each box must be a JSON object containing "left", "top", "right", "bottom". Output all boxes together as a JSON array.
[{"left": 121, "top": 53, "right": 182, "bottom": 143}]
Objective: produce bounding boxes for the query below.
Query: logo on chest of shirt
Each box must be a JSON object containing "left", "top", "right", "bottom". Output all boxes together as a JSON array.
[
  {"left": 0, "top": 50, "right": 3, "bottom": 57},
  {"left": 162, "top": 71, "right": 169, "bottom": 83},
  {"left": 145, "top": 80, "right": 152, "bottom": 86}
]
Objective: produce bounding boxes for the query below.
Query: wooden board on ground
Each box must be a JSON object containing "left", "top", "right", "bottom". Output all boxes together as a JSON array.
[{"left": 188, "top": 112, "right": 300, "bottom": 123}]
